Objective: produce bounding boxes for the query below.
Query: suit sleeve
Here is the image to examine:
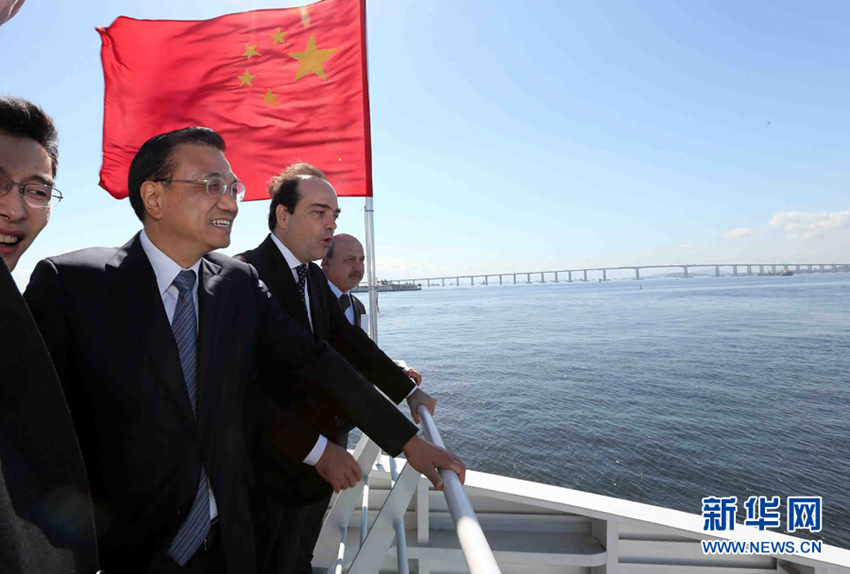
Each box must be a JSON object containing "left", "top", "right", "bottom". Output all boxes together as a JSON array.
[
  {"left": 243, "top": 378, "right": 326, "bottom": 465},
  {"left": 250, "top": 267, "right": 418, "bottom": 456},
  {"left": 322, "top": 283, "right": 416, "bottom": 404}
]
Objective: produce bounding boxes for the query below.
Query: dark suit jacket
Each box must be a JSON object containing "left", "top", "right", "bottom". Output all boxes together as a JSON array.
[
  {"left": 0, "top": 259, "right": 99, "bottom": 574},
  {"left": 237, "top": 236, "right": 416, "bottom": 500},
  {"left": 23, "top": 233, "right": 417, "bottom": 573},
  {"left": 350, "top": 293, "right": 366, "bottom": 328}
]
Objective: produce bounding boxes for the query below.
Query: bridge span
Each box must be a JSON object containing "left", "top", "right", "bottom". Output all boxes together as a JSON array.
[{"left": 389, "top": 263, "right": 850, "bottom": 287}]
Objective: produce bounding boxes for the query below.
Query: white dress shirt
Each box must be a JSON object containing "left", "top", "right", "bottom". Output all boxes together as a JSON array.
[
  {"left": 269, "top": 233, "right": 314, "bottom": 329},
  {"left": 139, "top": 230, "right": 218, "bottom": 520},
  {"left": 326, "top": 280, "right": 356, "bottom": 326},
  {"left": 268, "top": 233, "right": 327, "bottom": 466}
]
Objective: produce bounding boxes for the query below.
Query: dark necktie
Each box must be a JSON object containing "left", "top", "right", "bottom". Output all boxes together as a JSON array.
[
  {"left": 168, "top": 270, "right": 211, "bottom": 565},
  {"left": 339, "top": 293, "right": 351, "bottom": 312},
  {"left": 295, "top": 264, "right": 308, "bottom": 308}
]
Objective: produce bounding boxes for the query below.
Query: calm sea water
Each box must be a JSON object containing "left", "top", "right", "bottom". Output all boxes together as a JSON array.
[{"left": 367, "top": 272, "right": 850, "bottom": 548}]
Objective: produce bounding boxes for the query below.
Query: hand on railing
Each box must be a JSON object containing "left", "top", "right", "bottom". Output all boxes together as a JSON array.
[
  {"left": 315, "top": 441, "right": 362, "bottom": 493},
  {"left": 406, "top": 387, "right": 436, "bottom": 423},
  {"left": 401, "top": 433, "right": 465, "bottom": 490},
  {"left": 402, "top": 366, "right": 422, "bottom": 385}
]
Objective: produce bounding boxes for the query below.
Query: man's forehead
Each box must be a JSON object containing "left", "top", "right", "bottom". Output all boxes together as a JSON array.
[
  {"left": 296, "top": 176, "right": 337, "bottom": 203},
  {"left": 336, "top": 239, "right": 364, "bottom": 257},
  {"left": 172, "top": 143, "right": 233, "bottom": 177},
  {"left": 0, "top": 132, "right": 53, "bottom": 183}
]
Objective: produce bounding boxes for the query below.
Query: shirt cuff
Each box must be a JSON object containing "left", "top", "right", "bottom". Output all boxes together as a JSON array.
[
  {"left": 302, "top": 434, "right": 328, "bottom": 466},
  {"left": 395, "top": 360, "right": 418, "bottom": 399}
]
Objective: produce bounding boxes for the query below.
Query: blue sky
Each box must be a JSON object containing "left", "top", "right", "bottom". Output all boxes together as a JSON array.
[{"left": 2, "top": 0, "right": 849, "bottom": 286}]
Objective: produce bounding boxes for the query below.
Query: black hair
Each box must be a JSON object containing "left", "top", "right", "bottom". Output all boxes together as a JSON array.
[
  {"left": 0, "top": 96, "right": 59, "bottom": 178},
  {"left": 266, "top": 162, "right": 327, "bottom": 231},
  {"left": 127, "top": 126, "right": 225, "bottom": 221}
]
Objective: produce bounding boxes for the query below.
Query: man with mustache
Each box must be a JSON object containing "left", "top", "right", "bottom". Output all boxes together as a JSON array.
[
  {"left": 236, "top": 162, "right": 436, "bottom": 574},
  {"left": 321, "top": 234, "right": 369, "bottom": 330}
]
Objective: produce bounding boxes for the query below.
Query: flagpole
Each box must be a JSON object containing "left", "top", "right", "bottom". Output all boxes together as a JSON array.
[
  {"left": 360, "top": 0, "right": 378, "bottom": 343},
  {"left": 363, "top": 197, "right": 379, "bottom": 343}
]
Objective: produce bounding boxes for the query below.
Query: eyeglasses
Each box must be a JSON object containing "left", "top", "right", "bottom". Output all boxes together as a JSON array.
[
  {"left": 154, "top": 177, "right": 246, "bottom": 201},
  {"left": 0, "top": 173, "right": 63, "bottom": 209}
]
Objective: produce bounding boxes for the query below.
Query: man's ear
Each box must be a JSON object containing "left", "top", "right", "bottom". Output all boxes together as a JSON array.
[
  {"left": 275, "top": 204, "right": 290, "bottom": 230},
  {"left": 141, "top": 181, "right": 164, "bottom": 221}
]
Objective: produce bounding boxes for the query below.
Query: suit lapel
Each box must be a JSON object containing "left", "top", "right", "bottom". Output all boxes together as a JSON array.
[
  {"left": 353, "top": 295, "right": 364, "bottom": 327},
  {"left": 196, "top": 257, "right": 227, "bottom": 449},
  {"left": 105, "top": 234, "right": 195, "bottom": 422},
  {"left": 260, "top": 237, "right": 311, "bottom": 332}
]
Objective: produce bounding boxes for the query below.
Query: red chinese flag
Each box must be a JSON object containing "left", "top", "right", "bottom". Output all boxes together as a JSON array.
[{"left": 98, "top": 0, "right": 372, "bottom": 200}]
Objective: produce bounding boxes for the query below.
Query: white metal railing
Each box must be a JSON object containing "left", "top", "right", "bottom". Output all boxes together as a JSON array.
[
  {"left": 416, "top": 405, "right": 501, "bottom": 574},
  {"left": 315, "top": 407, "right": 502, "bottom": 574},
  {"left": 388, "top": 457, "right": 410, "bottom": 574}
]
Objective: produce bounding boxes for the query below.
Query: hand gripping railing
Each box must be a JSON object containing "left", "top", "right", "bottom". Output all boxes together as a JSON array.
[
  {"left": 316, "top": 408, "right": 501, "bottom": 574},
  {"left": 416, "top": 405, "right": 501, "bottom": 574}
]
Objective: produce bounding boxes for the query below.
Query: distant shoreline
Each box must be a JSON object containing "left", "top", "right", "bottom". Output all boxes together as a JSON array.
[{"left": 352, "top": 282, "right": 421, "bottom": 293}]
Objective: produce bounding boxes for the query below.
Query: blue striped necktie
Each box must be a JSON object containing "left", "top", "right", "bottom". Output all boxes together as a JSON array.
[{"left": 167, "top": 269, "right": 211, "bottom": 565}]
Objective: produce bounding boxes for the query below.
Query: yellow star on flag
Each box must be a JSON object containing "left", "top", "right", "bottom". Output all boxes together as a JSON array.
[
  {"left": 243, "top": 43, "right": 260, "bottom": 59},
  {"left": 237, "top": 69, "right": 256, "bottom": 87},
  {"left": 288, "top": 34, "right": 337, "bottom": 82},
  {"left": 262, "top": 89, "right": 279, "bottom": 106},
  {"left": 270, "top": 28, "right": 286, "bottom": 45}
]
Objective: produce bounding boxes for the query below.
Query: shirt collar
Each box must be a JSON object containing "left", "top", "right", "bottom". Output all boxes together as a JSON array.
[
  {"left": 140, "top": 229, "right": 202, "bottom": 296},
  {"left": 327, "top": 280, "right": 346, "bottom": 298},
  {"left": 269, "top": 232, "right": 306, "bottom": 271}
]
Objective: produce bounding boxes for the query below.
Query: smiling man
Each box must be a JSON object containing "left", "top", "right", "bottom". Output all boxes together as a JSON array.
[
  {"left": 0, "top": 99, "right": 58, "bottom": 271},
  {"left": 25, "top": 129, "right": 463, "bottom": 574},
  {"left": 237, "top": 162, "right": 437, "bottom": 574},
  {"left": 0, "top": 96, "right": 99, "bottom": 573}
]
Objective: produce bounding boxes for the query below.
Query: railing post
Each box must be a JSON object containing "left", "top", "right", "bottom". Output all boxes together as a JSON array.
[
  {"left": 314, "top": 436, "right": 381, "bottom": 568},
  {"left": 348, "top": 459, "right": 420, "bottom": 574},
  {"left": 332, "top": 526, "right": 348, "bottom": 574},
  {"left": 360, "top": 475, "right": 370, "bottom": 546},
  {"left": 389, "top": 457, "right": 411, "bottom": 574},
  {"left": 417, "top": 477, "right": 429, "bottom": 546},
  {"left": 591, "top": 518, "right": 618, "bottom": 574}
]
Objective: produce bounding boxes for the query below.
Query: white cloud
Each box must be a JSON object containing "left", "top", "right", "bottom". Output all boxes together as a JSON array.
[
  {"left": 770, "top": 209, "right": 850, "bottom": 240},
  {"left": 723, "top": 227, "right": 753, "bottom": 240},
  {"left": 678, "top": 244, "right": 694, "bottom": 249}
]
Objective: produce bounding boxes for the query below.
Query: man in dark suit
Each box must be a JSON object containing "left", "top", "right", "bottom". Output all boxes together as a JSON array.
[
  {"left": 24, "top": 128, "right": 464, "bottom": 574},
  {"left": 322, "top": 234, "right": 369, "bottom": 330},
  {"left": 237, "top": 163, "right": 435, "bottom": 574},
  {"left": 0, "top": 96, "right": 100, "bottom": 574}
]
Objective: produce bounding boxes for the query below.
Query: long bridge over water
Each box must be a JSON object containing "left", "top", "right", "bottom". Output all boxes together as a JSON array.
[{"left": 388, "top": 263, "right": 850, "bottom": 287}]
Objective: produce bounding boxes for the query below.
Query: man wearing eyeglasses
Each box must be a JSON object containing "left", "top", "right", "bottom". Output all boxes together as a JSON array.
[
  {"left": 0, "top": 106, "right": 62, "bottom": 271},
  {"left": 0, "top": 96, "right": 99, "bottom": 573},
  {"left": 24, "top": 127, "right": 464, "bottom": 574}
]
